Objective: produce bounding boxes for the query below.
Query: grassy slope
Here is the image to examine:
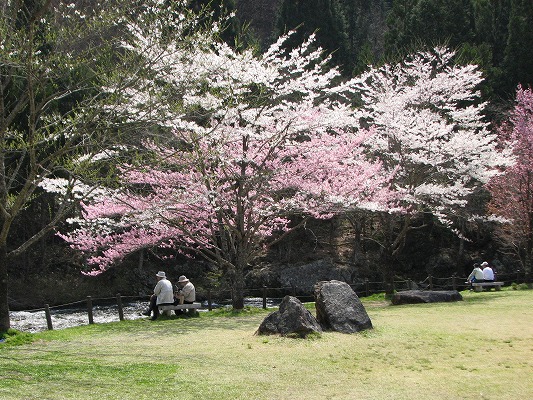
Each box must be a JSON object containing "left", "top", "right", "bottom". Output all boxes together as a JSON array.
[{"left": 1, "top": 290, "right": 532, "bottom": 400}]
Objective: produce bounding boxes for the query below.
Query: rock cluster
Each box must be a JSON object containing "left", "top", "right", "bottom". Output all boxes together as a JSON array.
[{"left": 256, "top": 279, "right": 372, "bottom": 337}]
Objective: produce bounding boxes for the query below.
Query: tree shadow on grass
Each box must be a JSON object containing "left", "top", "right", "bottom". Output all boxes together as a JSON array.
[
  {"left": 144, "top": 308, "right": 272, "bottom": 335},
  {"left": 460, "top": 291, "right": 511, "bottom": 305}
]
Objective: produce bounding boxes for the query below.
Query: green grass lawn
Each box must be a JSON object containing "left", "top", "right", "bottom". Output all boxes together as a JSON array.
[{"left": 1, "top": 289, "right": 532, "bottom": 400}]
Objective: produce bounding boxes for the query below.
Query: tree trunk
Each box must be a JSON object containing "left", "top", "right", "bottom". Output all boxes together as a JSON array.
[
  {"left": 457, "top": 219, "right": 465, "bottom": 274},
  {"left": 0, "top": 244, "right": 10, "bottom": 332},
  {"left": 231, "top": 261, "right": 245, "bottom": 310},
  {"left": 380, "top": 213, "right": 400, "bottom": 296},
  {"left": 381, "top": 248, "right": 396, "bottom": 296},
  {"left": 525, "top": 245, "right": 532, "bottom": 288}
]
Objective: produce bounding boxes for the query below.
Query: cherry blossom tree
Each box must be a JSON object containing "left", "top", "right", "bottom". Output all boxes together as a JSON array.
[
  {"left": 59, "top": 10, "right": 394, "bottom": 308},
  {"left": 346, "top": 48, "right": 513, "bottom": 285},
  {"left": 488, "top": 86, "right": 533, "bottom": 281}
]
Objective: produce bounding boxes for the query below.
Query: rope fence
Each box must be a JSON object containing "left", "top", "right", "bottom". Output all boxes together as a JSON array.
[{"left": 9, "top": 271, "right": 530, "bottom": 331}]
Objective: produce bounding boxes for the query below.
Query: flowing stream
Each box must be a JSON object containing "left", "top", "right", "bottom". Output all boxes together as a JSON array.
[
  {"left": 9, "top": 301, "right": 148, "bottom": 333},
  {"left": 9, "top": 297, "right": 282, "bottom": 333}
]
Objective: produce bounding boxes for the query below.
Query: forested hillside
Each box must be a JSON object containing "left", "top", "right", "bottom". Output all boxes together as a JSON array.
[
  {"left": 4, "top": 0, "right": 532, "bottom": 313},
  {"left": 237, "top": 0, "right": 533, "bottom": 109}
]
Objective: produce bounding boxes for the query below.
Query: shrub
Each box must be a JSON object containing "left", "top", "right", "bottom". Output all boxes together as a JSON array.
[{"left": 511, "top": 283, "right": 530, "bottom": 290}]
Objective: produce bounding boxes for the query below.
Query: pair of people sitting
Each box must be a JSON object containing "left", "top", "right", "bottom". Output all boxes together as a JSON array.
[
  {"left": 467, "top": 261, "right": 494, "bottom": 285},
  {"left": 143, "top": 272, "right": 195, "bottom": 320}
]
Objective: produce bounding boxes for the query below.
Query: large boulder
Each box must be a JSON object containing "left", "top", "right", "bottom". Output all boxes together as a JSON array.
[
  {"left": 391, "top": 290, "right": 463, "bottom": 305},
  {"left": 314, "top": 280, "right": 373, "bottom": 333},
  {"left": 256, "top": 295, "right": 322, "bottom": 338}
]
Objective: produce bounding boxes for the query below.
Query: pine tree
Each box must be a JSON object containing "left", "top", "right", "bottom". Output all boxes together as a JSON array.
[
  {"left": 386, "top": 0, "right": 475, "bottom": 53},
  {"left": 275, "top": 0, "right": 351, "bottom": 73},
  {"left": 504, "top": 0, "right": 533, "bottom": 91},
  {"left": 340, "top": 0, "right": 389, "bottom": 74}
]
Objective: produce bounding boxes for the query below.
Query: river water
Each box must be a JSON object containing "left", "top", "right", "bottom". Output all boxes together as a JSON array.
[
  {"left": 9, "top": 301, "right": 148, "bottom": 333},
  {"left": 9, "top": 297, "right": 281, "bottom": 333}
]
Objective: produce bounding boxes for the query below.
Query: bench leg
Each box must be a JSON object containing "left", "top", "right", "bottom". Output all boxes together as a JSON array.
[
  {"left": 473, "top": 286, "right": 482, "bottom": 292},
  {"left": 495, "top": 285, "right": 501, "bottom": 291}
]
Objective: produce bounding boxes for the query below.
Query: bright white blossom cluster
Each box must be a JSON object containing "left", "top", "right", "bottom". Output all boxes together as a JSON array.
[
  {"left": 347, "top": 47, "right": 513, "bottom": 221},
  {"left": 60, "top": 7, "right": 393, "bottom": 274},
  {"left": 59, "top": 8, "right": 513, "bottom": 276}
]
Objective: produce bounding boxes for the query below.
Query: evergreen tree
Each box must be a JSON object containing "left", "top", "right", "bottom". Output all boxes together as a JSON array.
[
  {"left": 340, "top": 0, "right": 389, "bottom": 74},
  {"left": 504, "top": 0, "right": 533, "bottom": 91},
  {"left": 275, "top": 0, "right": 351, "bottom": 73},
  {"left": 386, "top": 0, "right": 475, "bottom": 53},
  {"left": 472, "top": 0, "right": 510, "bottom": 67},
  {"left": 385, "top": 0, "right": 533, "bottom": 110}
]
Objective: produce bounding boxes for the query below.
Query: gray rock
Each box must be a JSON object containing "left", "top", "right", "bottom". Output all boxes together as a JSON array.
[
  {"left": 256, "top": 295, "right": 322, "bottom": 338},
  {"left": 314, "top": 280, "right": 373, "bottom": 333},
  {"left": 391, "top": 290, "right": 463, "bottom": 305}
]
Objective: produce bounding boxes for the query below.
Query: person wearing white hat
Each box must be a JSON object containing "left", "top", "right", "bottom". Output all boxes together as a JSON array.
[
  {"left": 142, "top": 271, "right": 174, "bottom": 320},
  {"left": 174, "top": 275, "right": 195, "bottom": 315},
  {"left": 481, "top": 262, "right": 494, "bottom": 282}
]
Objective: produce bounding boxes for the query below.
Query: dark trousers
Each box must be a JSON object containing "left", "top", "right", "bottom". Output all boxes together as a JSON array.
[
  {"left": 173, "top": 299, "right": 193, "bottom": 315},
  {"left": 149, "top": 295, "right": 173, "bottom": 319}
]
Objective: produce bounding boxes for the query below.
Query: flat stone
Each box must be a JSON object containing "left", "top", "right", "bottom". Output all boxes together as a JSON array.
[{"left": 391, "top": 290, "right": 463, "bottom": 305}]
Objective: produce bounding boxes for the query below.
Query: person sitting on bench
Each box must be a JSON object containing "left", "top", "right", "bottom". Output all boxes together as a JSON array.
[
  {"left": 467, "top": 263, "right": 484, "bottom": 289},
  {"left": 481, "top": 261, "right": 494, "bottom": 282},
  {"left": 143, "top": 271, "right": 174, "bottom": 320},
  {"left": 174, "top": 275, "right": 196, "bottom": 315}
]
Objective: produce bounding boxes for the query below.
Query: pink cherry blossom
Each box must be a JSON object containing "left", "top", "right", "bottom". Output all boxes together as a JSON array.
[{"left": 59, "top": 15, "right": 394, "bottom": 309}]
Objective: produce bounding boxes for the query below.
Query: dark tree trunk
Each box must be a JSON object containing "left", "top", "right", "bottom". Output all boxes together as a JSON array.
[
  {"left": 0, "top": 245, "right": 10, "bottom": 332},
  {"left": 231, "top": 259, "right": 245, "bottom": 310}
]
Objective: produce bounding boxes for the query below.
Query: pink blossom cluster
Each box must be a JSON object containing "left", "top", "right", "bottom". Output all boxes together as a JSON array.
[
  {"left": 488, "top": 86, "right": 533, "bottom": 252},
  {"left": 60, "top": 11, "right": 513, "bottom": 275},
  {"left": 60, "top": 22, "right": 394, "bottom": 274}
]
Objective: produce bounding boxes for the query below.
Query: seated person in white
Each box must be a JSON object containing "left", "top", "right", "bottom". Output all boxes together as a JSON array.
[
  {"left": 143, "top": 271, "right": 174, "bottom": 320},
  {"left": 481, "top": 262, "right": 494, "bottom": 282},
  {"left": 174, "top": 275, "right": 195, "bottom": 315},
  {"left": 467, "top": 263, "right": 484, "bottom": 283}
]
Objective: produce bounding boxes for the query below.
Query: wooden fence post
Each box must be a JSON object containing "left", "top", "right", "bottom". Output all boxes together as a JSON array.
[
  {"left": 44, "top": 304, "right": 53, "bottom": 331},
  {"left": 365, "top": 279, "right": 369, "bottom": 297},
  {"left": 87, "top": 296, "right": 94, "bottom": 325},
  {"left": 429, "top": 276, "right": 433, "bottom": 291},
  {"left": 452, "top": 275, "right": 457, "bottom": 291},
  {"left": 262, "top": 287, "right": 267, "bottom": 309},
  {"left": 207, "top": 290, "right": 212, "bottom": 311},
  {"left": 116, "top": 294, "right": 124, "bottom": 321}
]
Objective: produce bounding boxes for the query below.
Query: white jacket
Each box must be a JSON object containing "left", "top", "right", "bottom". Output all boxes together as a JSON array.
[
  {"left": 154, "top": 278, "right": 174, "bottom": 305},
  {"left": 483, "top": 267, "right": 495, "bottom": 281}
]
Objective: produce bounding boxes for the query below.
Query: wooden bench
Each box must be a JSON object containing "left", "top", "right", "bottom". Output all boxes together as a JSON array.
[
  {"left": 471, "top": 282, "right": 504, "bottom": 292},
  {"left": 158, "top": 302, "right": 202, "bottom": 315}
]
